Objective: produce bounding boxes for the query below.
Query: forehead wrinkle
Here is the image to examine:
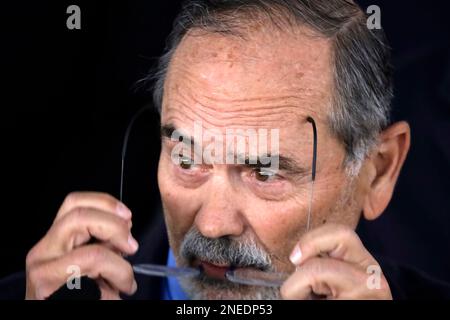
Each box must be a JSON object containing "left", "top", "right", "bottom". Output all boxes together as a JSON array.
[
  {"left": 167, "top": 68, "right": 317, "bottom": 110},
  {"left": 165, "top": 80, "right": 317, "bottom": 127},
  {"left": 168, "top": 98, "right": 301, "bottom": 129},
  {"left": 193, "top": 101, "right": 301, "bottom": 122},
  {"left": 167, "top": 104, "right": 286, "bottom": 129},
  {"left": 164, "top": 77, "right": 329, "bottom": 131},
  {"left": 168, "top": 60, "right": 328, "bottom": 106},
  {"left": 166, "top": 64, "right": 330, "bottom": 124},
  {"left": 195, "top": 91, "right": 317, "bottom": 109}
]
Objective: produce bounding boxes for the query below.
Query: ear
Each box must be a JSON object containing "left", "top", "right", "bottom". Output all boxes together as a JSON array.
[{"left": 362, "top": 121, "right": 411, "bottom": 220}]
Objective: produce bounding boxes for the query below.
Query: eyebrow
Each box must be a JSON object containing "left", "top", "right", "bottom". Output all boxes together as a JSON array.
[
  {"left": 160, "top": 123, "right": 309, "bottom": 175},
  {"left": 242, "top": 155, "right": 309, "bottom": 175},
  {"left": 161, "top": 124, "right": 194, "bottom": 146}
]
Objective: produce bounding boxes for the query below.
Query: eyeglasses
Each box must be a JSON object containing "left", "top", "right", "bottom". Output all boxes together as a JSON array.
[
  {"left": 305, "top": 116, "right": 317, "bottom": 232},
  {"left": 119, "top": 106, "right": 153, "bottom": 203},
  {"left": 121, "top": 107, "right": 318, "bottom": 287}
]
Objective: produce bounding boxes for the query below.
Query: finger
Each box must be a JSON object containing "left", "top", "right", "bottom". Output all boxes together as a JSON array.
[
  {"left": 43, "top": 208, "right": 138, "bottom": 258},
  {"left": 28, "top": 244, "right": 137, "bottom": 299},
  {"left": 97, "top": 278, "right": 121, "bottom": 300},
  {"left": 289, "top": 223, "right": 376, "bottom": 268},
  {"left": 281, "top": 257, "right": 358, "bottom": 299},
  {"left": 55, "top": 192, "right": 132, "bottom": 221},
  {"left": 281, "top": 257, "right": 389, "bottom": 300}
]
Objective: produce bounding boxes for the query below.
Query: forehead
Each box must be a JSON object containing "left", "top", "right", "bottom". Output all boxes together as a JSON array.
[{"left": 162, "top": 27, "right": 333, "bottom": 141}]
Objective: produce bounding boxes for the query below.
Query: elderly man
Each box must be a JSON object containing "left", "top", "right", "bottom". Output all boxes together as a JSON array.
[{"left": 2, "top": 0, "right": 449, "bottom": 300}]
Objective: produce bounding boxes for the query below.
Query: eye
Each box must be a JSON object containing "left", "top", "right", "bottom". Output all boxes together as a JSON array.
[
  {"left": 252, "top": 168, "right": 279, "bottom": 182},
  {"left": 246, "top": 167, "right": 290, "bottom": 200},
  {"left": 179, "top": 155, "right": 194, "bottom": 170}
]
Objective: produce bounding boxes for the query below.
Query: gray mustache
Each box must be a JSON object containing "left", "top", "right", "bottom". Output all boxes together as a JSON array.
[{"left": 180, "top": 228, "right": 273, "bottom": 271}]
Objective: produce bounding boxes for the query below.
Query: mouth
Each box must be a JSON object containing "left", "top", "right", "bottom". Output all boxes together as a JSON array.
[
  {"left": 195, "top": 260, "right": 267, "bottom": 281},
  {"left": 198, "top": 261, "right": 231, "bottom": 280}
]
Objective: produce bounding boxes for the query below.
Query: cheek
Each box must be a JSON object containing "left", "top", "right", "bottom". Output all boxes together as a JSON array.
[
  {"left": 243, "top": 174, "right": 354, "bottom": 270},
  {"left": 309, "top": 173, "right": 361, "bottom": 228},
  {"left": 244, "top": 197, "right": 310, "bottom": 269},
  {"left": 158, "top": 157, "right": 200, "bottom": 247}
]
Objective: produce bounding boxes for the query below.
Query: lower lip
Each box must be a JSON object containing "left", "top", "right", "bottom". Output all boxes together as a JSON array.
[{"left": 200, "top": 261, "right": 231, "bottom": 279}]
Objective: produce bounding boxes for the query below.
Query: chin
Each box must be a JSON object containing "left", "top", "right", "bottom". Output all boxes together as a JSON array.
[{"left": 179, "top": 277, "right": 281, "bottom": 300}]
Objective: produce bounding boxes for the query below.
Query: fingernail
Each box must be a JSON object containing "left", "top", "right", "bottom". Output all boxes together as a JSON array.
[
  {"left": 131, "top": 280, "right": 138, "bottom": 294},
  {"left": 289, "top": 245, "right": 302, "bottom": 265},
  {"left": 116, "top": 202, "right": 132, "bottom": 219},
  {"left": 128, "top": 234, "right": 139, "bottom": 252}
]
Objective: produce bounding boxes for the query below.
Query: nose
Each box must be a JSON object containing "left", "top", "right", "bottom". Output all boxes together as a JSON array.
[{"left": 194, "top": 172, "right": 245, "bottom": 239}]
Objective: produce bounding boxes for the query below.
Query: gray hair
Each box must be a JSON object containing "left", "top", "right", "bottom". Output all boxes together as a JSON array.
[
  {"left": 179, "top": 227, "right": 280, "bottom": 299},
  {"left": 148, "top": 0, "right": 393, "bottom": 172}
]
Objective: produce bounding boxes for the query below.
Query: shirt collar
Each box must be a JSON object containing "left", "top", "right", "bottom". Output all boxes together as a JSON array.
[{"left": 162, "top": 249, "right": 189, "bottom": 300}]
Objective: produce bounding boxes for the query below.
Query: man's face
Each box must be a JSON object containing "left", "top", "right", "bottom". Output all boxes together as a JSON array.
[{"left": 157, "top": 27, "right": 365, "bottom": 299}]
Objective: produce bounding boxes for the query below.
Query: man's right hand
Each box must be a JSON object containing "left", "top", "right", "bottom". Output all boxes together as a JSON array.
[{"left": 25, "top": 192, "right": 139, "bottom": 300}]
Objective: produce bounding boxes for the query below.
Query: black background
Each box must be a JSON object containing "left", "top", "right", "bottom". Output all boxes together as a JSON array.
[{"left": 0, "top": 0, "right": 449, "bottom": 285}]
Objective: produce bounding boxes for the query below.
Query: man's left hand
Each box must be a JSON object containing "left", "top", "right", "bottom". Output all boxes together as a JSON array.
[{"left": 281, "top": 224, "right": 392, "bottom": 300}]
